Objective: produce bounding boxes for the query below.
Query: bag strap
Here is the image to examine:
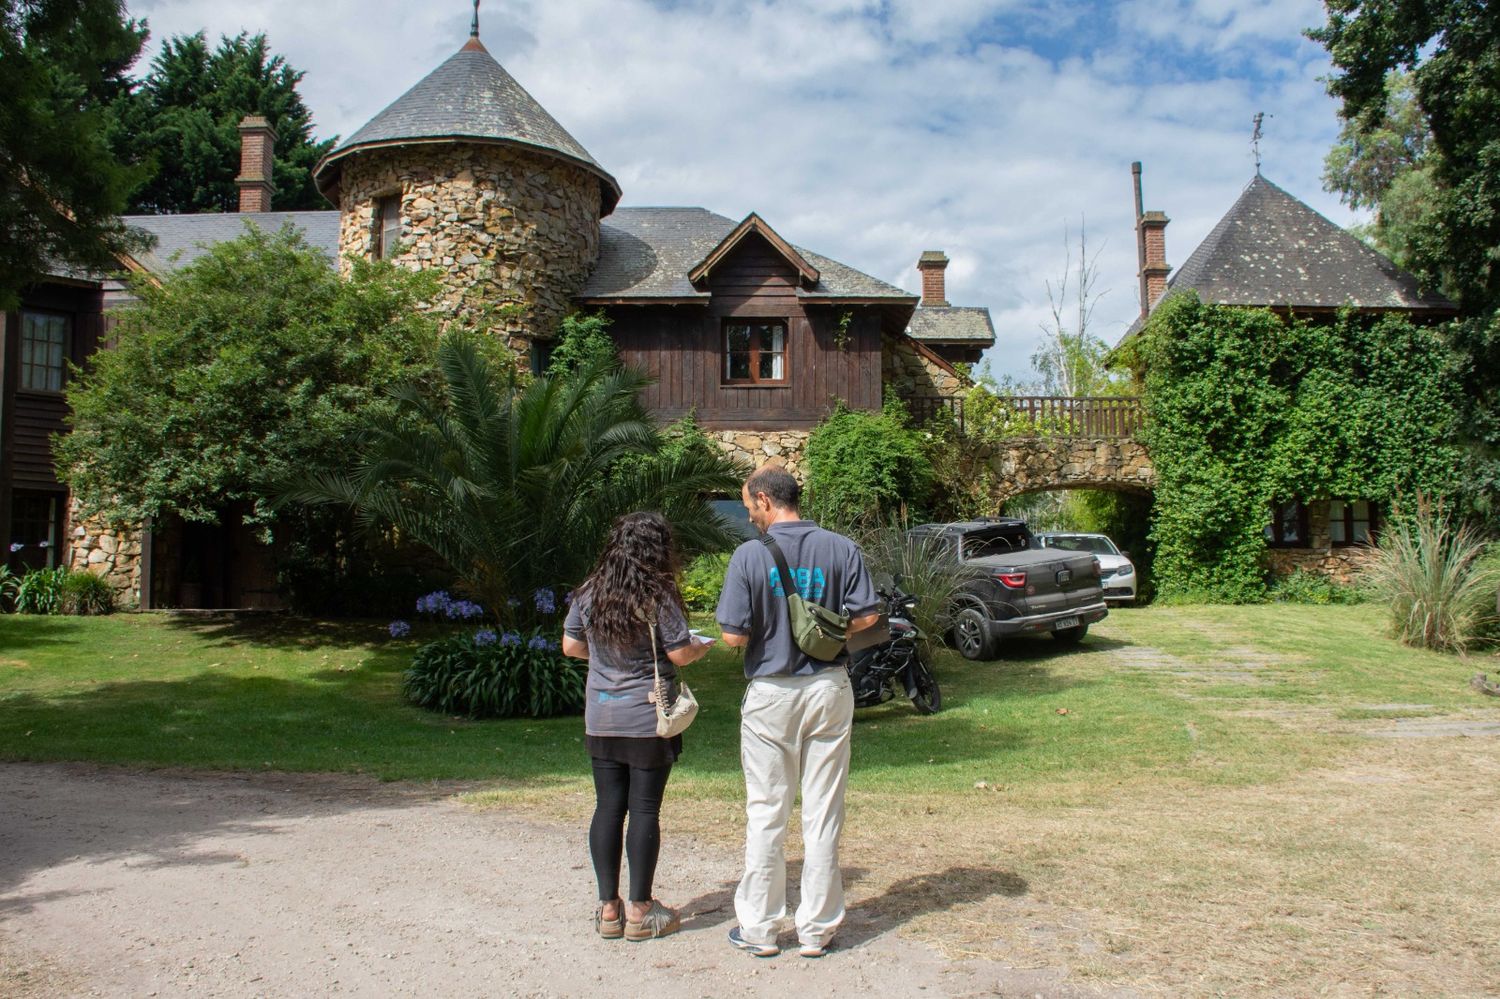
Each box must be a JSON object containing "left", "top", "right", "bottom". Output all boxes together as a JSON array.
[
  {"left": 646, "top": 606, "right": 662, "bottom": 686},
  {"left": 761, "top": 534, "right": 797, "bottom": 604}
]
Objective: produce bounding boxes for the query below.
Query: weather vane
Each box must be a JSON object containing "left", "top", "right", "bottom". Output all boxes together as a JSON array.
[
  {"left": 1251, "top": 112, "right": 1272, "bottom": 174},
  {"left": 471, "top": 0, "right": 480, "bottom": 38}
]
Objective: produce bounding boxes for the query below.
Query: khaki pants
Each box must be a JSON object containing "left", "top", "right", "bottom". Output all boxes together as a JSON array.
[{"left": 734, "top": 669, "right": 854, "bottom": 949}]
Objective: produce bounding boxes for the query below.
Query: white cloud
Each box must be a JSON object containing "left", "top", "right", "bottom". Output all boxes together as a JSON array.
[{"left": 124, "top": 0, "right": 1360, "bottom": 378}]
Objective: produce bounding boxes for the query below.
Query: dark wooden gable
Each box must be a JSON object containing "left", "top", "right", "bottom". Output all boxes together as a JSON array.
[
  {"left": 606, "top": 231, "right": 882, "bottom": 430},
  {"left": 1, "top": 281, "right": 107, "bottom": 492}
]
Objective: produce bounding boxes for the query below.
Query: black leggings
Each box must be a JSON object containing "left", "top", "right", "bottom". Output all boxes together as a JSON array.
[{"left": 589, "top": 758, "right": 673, "bottom": 902}]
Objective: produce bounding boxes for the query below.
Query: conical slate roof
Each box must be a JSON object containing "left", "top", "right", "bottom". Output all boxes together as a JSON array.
[
  {"left": 314, "top": 37, "right": 620, "bottom": 215},
  {"left": 1167, "top": 175, "right": 1452, "bottom": 312}
]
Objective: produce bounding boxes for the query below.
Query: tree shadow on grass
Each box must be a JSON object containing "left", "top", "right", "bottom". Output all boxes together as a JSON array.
[
  {"left": 0, "top": 615, "right": 84, "bottom": 653},
  {"left": 160, "top": 613, "right": 397, "bottom": 652}
]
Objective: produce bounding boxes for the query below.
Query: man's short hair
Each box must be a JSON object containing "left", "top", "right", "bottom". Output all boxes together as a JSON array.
[{"left": 746, "top": 466, "right": 801, "bottom": 510}]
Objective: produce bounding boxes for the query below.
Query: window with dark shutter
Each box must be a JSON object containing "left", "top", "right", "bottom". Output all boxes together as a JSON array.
[
  {"left": 1265, "top": 500, "right": 1309, "bottom": 547},
  {"left": 1330, "top": 499, "right": 1378, "bottom": 547}
]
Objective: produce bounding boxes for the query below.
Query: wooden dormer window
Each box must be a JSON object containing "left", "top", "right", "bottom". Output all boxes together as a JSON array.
[
  {"left": 723, "top": 321, "right": 787, "bottom": 385},
  {"left": 374, "top": 196, "right": 401, "bottom": 260}
]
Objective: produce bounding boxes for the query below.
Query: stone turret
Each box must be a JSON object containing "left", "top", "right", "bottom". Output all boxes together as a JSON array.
[{"left": 312, "top": 29, "right": 620, "bottom": 354}]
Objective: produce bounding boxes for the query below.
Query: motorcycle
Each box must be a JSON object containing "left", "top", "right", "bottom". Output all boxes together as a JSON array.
[{"left": 847, "top": 585, "right": 942, "bottom": 714}]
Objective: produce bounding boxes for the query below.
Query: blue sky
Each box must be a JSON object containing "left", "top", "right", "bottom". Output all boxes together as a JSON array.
[{"left": 129, "top": 0, "right": 1355, "bottom": 379}]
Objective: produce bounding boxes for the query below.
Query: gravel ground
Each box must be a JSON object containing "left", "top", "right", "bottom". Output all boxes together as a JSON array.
[{"left": 0, "top": 764, "right": 1121, "bottom": 998}]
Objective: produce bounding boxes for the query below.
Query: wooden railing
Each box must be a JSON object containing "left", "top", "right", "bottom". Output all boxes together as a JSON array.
[
  {"left": 996, "top": 396, "right": 1144, "bottom": 437},
  {"left": 905, "top": 395, "right": 1143, "bottom": 438}
]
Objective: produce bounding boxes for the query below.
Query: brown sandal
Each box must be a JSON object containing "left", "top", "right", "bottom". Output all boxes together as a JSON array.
[
  {"left": 624, "top": 900, "right": 680, "bottom": 941},
  {"left": 595, "top": 899, "right": 624, "bottom": 939}
]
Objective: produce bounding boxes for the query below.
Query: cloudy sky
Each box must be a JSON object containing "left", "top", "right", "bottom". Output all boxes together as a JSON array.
[{"left": 128, "top": 0, "right": 1353, "bottom": 379}]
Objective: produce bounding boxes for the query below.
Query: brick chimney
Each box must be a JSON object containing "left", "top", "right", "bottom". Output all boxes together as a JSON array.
[
  {"left": 1132, "top": 162, "right": 1170, "bottom": 318},
  {"left": 1140, "top": 211, "right": 1170, "bottom": 313},
  {"left": 236, "top": 115, "right": 277, "bottom": 213},
  {"left": 917, "top": 250, "right": 949, "bottom": 307}
]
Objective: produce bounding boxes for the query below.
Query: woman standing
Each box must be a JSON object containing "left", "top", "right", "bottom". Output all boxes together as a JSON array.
[{"left": 562, "top": 512, "right": 713, "bottom": 941}]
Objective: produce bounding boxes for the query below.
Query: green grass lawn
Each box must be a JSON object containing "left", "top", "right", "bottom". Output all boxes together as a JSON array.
[{"left": 0, "top": 604, "right": 1488, "bottom": 798}]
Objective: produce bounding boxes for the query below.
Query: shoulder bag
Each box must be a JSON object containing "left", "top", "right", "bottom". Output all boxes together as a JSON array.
[
  {"left": 761, "top": 534, "right": 850, "bottom": 661},
  {"left": 648, "top": 614, "right": 699, "bottom": 737}
]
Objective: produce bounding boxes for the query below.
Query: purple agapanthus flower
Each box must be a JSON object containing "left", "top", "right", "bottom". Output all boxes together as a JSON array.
[
  {"left": 388, "top": 620, "right": 411, "bottom": 638},
  {"left": 534, "top": 588, "right": 557, "bottom": 615},
  {"left": 527, "top": 634, "right": 550, "bottom": 651},
  {"left": 8, "top": 542, "right": 21, "bottom": 553},
  {"left": 500, "top": 632, "right": 522, "bottom": 647},
  {"left": 416, "top": 590, "right": 453, "bottom": 615},
  {"left": 473, "top": 628, "right": 498, "bottom": 647},
  {"left": 446, "top": 599, "right": 484, "bottom": 621},
  {"left": 563, "top": 590, "right": 574, "bottom": 606}
]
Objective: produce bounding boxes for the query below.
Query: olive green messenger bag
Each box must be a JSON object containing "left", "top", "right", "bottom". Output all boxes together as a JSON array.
[{"left": 760, "top": 534, "right": 849, "bottom": 661}]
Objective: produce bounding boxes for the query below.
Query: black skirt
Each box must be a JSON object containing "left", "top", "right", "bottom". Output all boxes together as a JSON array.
[{"left": 586, "top": 734, "right": 682, "bottom": 770}]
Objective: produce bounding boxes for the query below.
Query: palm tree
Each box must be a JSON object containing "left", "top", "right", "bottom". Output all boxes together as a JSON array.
[{"left": 288, "top": 332, "right": 745, "bottom": 626}]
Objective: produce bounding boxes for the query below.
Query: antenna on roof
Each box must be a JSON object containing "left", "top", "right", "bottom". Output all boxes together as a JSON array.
[
  {"left": 1251, "top": 112, "right": 1272, "bottom": 174},
  {"left": 471, "top": 0, "right": 480, "bottom": 38}
]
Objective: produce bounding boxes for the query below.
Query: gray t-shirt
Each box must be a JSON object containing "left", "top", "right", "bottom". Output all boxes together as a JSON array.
[
  {"left": 564, "top": 587, "right": 691, "bottom": 738},
  {"left": 715, "top": 520, "right": 881, "bottom": 679}
]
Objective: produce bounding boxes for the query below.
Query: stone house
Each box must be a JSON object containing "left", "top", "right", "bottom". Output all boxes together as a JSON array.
[
  {"left": 1126, "top": 170, "right": 1457, "bottom": 581},
  {"left": 0, "top": 24, "right": 992, "bottom": 607}
]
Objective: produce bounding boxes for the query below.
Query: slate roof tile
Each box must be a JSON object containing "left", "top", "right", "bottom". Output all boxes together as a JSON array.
[
  {"left": 313, "top": 40, "right": 620, "bottom": 214},
  {"left": 906, "top": 306, "right": 995, "bottom": 345}
]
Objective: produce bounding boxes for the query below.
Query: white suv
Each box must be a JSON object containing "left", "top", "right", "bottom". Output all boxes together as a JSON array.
[{"left": 1034, "top": 533, "right": 1137, "bottom": 605}]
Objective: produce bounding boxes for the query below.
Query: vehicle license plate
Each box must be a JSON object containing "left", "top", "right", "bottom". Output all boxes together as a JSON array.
[
  {"left": 1056, "top": 568, "right": 1073, "bottom": 583},
  {"left": 1053, "top": 616, "right": 1080, "bottom": 630}
]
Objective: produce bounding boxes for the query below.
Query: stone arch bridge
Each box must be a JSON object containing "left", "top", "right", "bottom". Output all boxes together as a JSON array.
[{"left": 911, "top": 395, "right": 1155, "bottom": 503}]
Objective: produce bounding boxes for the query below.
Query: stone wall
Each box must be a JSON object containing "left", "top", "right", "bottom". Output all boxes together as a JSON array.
[
  {"left": 883, "top": 334, "right": 965, "bottom": 400},
  {"left": 335, "top": 144, "right": 602, "bottom": 355},
  {"left": 979, "top": 437, "right": 1156, "bottom": 504},
  {"left": 67, "top": 499, "right": 143, "bottom": 609},
  {"left": 713, "top": 430, "right": 811, "bottom": 478}
]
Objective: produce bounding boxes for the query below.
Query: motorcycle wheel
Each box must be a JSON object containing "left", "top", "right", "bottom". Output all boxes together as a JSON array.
[{"left": 909, "top": 658, "right": 942, "bottom": 714}]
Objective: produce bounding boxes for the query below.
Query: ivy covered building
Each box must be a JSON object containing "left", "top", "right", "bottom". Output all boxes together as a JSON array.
[{"left": 1125, "top": 172, "right": 1459, "bottom": 587}]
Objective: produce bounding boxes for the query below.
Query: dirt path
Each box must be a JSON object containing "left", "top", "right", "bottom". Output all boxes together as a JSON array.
[{"left": 0, "top": 764, "right": 1122, "bottom": 998}]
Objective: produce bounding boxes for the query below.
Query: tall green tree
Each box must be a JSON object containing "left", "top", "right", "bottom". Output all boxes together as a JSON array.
[
  {"left": 286, "top": 335, "right": 745, "bottom": 626},
  {"left": 0, "top": 0, "right": 150, "bottom": 309},
  {"left": 1322, "top": 71, "right": 1443, "bottom": 271},
  {"left": 57, "top": 225, "right": 442, "bottom": 526},
  {"left": 1312, "top": 3, "right": 1500, "bottom": 518},
  {"left": 1311, "top": 1, "right": 1500, "bottom": 312},
  {"left": 113, "top": 31, "right": 335, "bottom": 213}
]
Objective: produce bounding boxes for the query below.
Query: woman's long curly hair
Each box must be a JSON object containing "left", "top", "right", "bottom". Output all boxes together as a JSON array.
[{"left": 582, "top": 511, "right": 686, "bottom": 648}]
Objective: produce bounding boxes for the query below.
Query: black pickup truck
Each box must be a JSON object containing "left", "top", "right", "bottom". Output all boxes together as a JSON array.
[{"left": 908, "top": 518, "right": 1109, "bottom": 660}]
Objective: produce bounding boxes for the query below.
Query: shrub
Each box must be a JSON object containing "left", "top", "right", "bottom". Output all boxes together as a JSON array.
[
  {"left": 1361, "top": 499, "right": 1500, "bottom": 651},
  {"left": 1269, "top": 569, "right": 1365, "bottom": 605},
  {"left": 61, "top": 570, "right": 115, "bottom": 615},
  {"left": 403, "top": 630, "right": 585, "bottom": 719},
  {"left": 857, "top": 521, "right": 980, "bottom": 649},
  {"left": 805, "top": 399, "right": 934, "bottom": 528},
  {"left": 14, "top": 566, "right": 68, "bottom": 615},
  {"left": 0, "top": 566, "right": 19, "bottom": 612},
  {"left": 682, "top": 553, "right": 730, "bottom": 612}
]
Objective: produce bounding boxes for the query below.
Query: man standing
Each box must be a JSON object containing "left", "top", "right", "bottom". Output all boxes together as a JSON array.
[{"left": 716, "top": 467, "right": 882, "bottom": 958}]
